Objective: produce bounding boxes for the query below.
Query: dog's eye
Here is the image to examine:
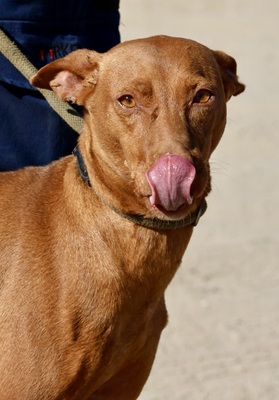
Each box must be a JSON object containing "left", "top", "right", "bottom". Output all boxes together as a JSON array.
[
  {"left": 193, "top": 89, "right": 213, "bottom": 104},
  {"left": 118, "top": 95, "right": 136, "bottom": 108}
]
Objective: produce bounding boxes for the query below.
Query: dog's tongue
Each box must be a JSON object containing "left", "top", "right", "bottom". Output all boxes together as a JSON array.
[{"left": 146, "top": 154, "right": 196, "bottom": 211}]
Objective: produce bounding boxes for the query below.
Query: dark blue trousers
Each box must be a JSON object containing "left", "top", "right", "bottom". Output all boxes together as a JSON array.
[{"left": 0, "top": 0, "right": 120, "bottom": 171}]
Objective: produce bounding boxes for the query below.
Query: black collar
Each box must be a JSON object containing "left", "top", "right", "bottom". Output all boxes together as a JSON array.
[
  {"left": 73, "top": 146, "right": 207, "bottom": 230},
  {"left": 73, "top": 146, "right": 91, "bottom": 187}
]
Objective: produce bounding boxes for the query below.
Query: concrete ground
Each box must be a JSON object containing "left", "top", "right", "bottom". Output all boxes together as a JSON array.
[{"left": 119, "top": 1, "right": 279, "bottom": 399}]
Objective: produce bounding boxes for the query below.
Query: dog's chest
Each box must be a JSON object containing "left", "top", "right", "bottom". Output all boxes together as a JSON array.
[{"left": 52, "top": 224, "right": 189, "bottom": 392}]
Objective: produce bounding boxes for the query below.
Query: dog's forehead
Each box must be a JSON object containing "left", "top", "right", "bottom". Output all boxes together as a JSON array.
[
  {"left": 110, "top": 35, "right": 210, "bottom": 58},
  {"left": 103, "top": 36, "right": 218, "bottom": 81}
]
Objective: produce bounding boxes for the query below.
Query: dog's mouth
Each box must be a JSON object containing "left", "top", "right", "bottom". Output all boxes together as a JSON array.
[
  {"left": 150, "top": 202, "right": 192, "bottom": 220},
  {"left": 146, "top": 154, "right": 196, "bottom": 219}
]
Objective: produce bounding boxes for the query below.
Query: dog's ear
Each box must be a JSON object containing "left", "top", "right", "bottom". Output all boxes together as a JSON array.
[
  {"left": 30, "top": 49, "right": 102, "bottom": 105},
  {"left": 213, "top": 51, "right": 245, "bottom": 101}
]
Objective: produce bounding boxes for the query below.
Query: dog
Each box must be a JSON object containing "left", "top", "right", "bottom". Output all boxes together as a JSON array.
[{"left": 0, "top": 35, "right": 244, "bottom": 399}]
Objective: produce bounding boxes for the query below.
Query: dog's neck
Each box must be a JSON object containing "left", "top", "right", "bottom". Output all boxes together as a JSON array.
[{"left": 73, "top": 146, "right": 207, "bottom": 230}]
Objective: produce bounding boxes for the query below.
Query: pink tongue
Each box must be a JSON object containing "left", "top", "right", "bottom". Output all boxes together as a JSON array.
[{"left": 146, "top": 154, "right": 196, "bottom": 211}]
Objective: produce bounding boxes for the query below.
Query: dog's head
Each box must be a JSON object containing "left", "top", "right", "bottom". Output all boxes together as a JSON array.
[{"left": 31, "top": 36, "right": 244, "bottom": 222}]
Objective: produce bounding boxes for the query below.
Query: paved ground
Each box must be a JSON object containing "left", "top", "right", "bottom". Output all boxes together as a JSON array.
[{"left": 120, "top": 1, "right": 279, "bottom": 399}]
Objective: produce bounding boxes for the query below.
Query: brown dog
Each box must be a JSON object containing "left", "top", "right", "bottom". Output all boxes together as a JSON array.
[{"left": 0, "top": 36, "right": 244, "bottom": 399}]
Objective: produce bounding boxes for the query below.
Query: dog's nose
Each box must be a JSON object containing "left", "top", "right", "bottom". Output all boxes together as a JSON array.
[{"left": 146, "top": 154, "right": 196, "bottom": 212}]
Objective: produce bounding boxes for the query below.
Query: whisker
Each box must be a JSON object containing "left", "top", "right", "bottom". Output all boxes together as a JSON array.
[
  {"left": 209, "top": 158, "right": 233, "bottom": 194},
  {"left": 210, "top": 158, "right": 231, "bottom": 177}
]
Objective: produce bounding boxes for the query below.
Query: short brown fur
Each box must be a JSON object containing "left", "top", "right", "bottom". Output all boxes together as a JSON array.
[{"left": 0, "top": 36, "right": 244, "bottom": 399}]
